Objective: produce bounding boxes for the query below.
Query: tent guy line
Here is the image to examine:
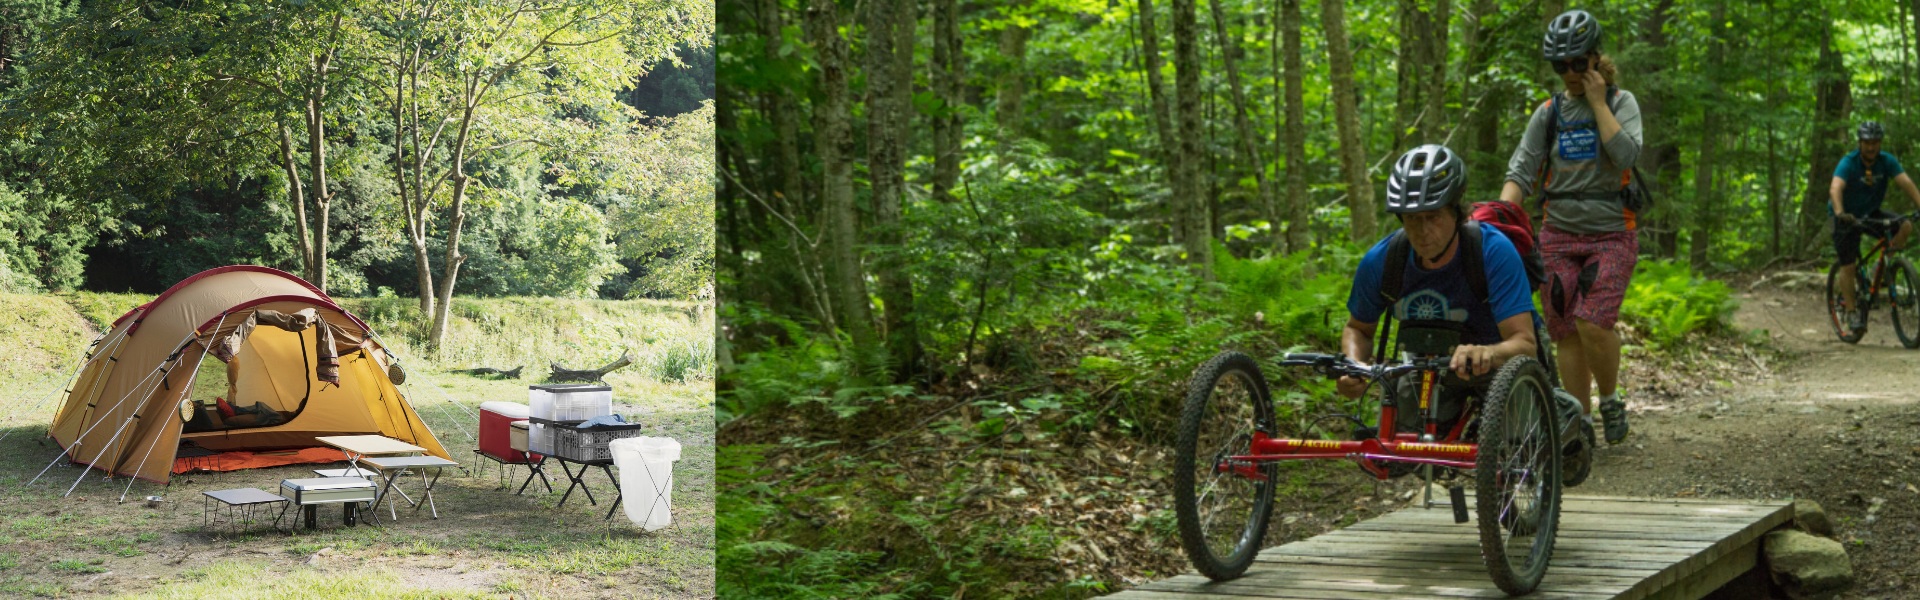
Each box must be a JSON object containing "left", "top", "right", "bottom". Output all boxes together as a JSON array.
[
  {"left": 119, "top": 311, "right": 232, "bottom": 503},
  {"left": 28, "top": 325, "right": 199, "bottom": 490}
]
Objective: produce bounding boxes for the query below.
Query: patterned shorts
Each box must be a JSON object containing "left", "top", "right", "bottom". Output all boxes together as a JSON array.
[{"left": 1540, "top": 228, "right": 1638, "bottom": 340}]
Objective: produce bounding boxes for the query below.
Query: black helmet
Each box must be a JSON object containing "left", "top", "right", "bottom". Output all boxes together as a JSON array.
[
  {"left": 1543, "top": 10, "right": 1602, "bottom": 61},
  {"left": 1859, "top": 121, "right": 1886, "bottom": 141},
  {"left": 1386, "top": 144, "right": 1467, "bottom": 216}
]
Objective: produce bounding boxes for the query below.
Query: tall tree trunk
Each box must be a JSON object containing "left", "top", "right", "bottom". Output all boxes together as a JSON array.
[
  {"left": 932, "top": 0, "right": 962, "bottom": 201},
  {"left": 760, "top": 0, "right": 806, "bottom": 211},
  {"left": 1461, "top": 0, "right": 1498, "bottom": 193},
  {"left": 809, "top": 0, "right": 876, "bottom": 346},
  {"left": 1800, "top": 13, "right": 1853, "bottom": 256},
  {"left": 995, "top": 1, "right": 1031, "bottom": 137},
  {"left": 1321, "top": 0, "right": 1375, "bottom": 241},
  {"left": 1172, "top": 0, "right": 1212, "bottom": 276},
  {"left": 1208, "top": 0, "right": 1278, "bottom": 248},
  {"left": 1395, "top": 0, "right": 1429, "bottom": 151},
  {"left": 1139, "top": 0, "right": 1185, "bottom": 246},
  {"left": 277, "top": 125, "right": 314, "bottom": 281},
  {"left": 1423, "top": 0, "right": 1450, "bottom": 145},
  {"left": 1635, "top": 0, "right": 1677, "bottom": 257},
  {"left": 1688, "top": 3, "right": 1727, "bottom": 270},
  {"left": 1281, "top": 0, "right": 1308, "bottom": 251},
  {"left": 1689, "top": 112, "right": 1720, "bottom": 269},
  {"left": 869, "top": 0, "right": 920, "bottom": 380},
  {"left": 305, "top": 55, "right": 332, "bottom": 293}
]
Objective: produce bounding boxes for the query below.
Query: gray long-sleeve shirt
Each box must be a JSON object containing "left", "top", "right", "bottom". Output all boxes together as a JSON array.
[{"left": 1504, "top": 89, "right": 1644, "bottom": 234}]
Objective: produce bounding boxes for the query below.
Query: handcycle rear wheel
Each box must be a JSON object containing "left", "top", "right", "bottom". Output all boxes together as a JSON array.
[
  {"left": 1891, "top": 258, "right": 1920, "bottom": 349},
  {"left": 1828, "top": 263, "right": 1867, "bottom": 344},
  {"left": 1174, "top": 351, "right": 1277, "bottom": 581},
  {"left": 1475, "top": 355, "right": 1562, "bottom": 595}
]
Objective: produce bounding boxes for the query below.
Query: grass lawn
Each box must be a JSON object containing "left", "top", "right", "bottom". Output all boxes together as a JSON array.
[{"left": 0, "top": 293, "right": 715, "bottom": 599}]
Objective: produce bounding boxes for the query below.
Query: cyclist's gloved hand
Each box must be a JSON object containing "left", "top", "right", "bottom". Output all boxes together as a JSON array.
[
  {"left": 1837, "top": 212, "right": 1858, "bottom": 227},
  {"left": 1450, "top": 345, "right": 1499, "bottom": 379}
]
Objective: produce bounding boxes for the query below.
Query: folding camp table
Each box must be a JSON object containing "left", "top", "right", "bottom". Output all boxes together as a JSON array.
[
  {"left": 202, "top": 488, "right": 290, "bottom": 534},
  {"left": 534, "top": 453, "right": 625, "bottom": 520},
  {"left": 314, "top": 435, "right": 428, "bottom": 521},
  {"left": 358, "top": 456, "right": 460, "bottom": 519}
]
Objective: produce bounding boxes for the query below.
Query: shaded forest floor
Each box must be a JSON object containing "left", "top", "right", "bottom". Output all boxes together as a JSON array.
[{"left": 722, "top": 271, "right": 1920, "bottom": 598}]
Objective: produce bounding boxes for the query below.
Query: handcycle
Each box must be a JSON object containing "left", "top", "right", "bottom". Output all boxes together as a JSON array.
[
  {"left": 1827, "top": 211, "right": 1920, "bottom": 347},
  {"left": 1173, "top": 323, "right": 1565, "bottom": 595}
]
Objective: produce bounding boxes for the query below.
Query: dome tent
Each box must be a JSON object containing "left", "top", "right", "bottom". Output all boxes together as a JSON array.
[{"left": 44, "top": 266, "right": 448, "bottom": 486}]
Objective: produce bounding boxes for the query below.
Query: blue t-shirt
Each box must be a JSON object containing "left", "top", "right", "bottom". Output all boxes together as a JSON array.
[
  {"left": 1833, "top": 150, "right": 1905, "bottom": 216},
  {"left": 1347, "top": 222, "right": 1534, "bottom": 347}
]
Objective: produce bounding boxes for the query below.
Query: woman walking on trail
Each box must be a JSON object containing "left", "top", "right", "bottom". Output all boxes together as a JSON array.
[{"left": 1498, "top": 9, "right": 1641, "bottom": 446}]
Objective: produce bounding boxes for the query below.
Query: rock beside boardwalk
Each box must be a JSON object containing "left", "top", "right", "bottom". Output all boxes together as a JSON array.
[
  {"left": 1765, "top": 529, "right": 1853, "bottom": 599},
  {"left": 1792, "top": 499, "right": 1835, "bottom": 538}
]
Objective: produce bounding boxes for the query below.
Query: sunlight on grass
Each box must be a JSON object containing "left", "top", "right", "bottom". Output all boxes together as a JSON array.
[{"left": 113, "top": 563, "right": 496, "bottom": 600}]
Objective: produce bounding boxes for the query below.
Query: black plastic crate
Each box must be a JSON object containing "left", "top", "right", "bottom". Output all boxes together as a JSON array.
[{"left": 527, "top": 417, "right": 647, "bottom": 462}]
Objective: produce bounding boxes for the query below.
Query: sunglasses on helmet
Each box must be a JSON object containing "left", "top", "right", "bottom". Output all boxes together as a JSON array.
[{"left": 1551, "top": 57, "right": 1590, "bottom": 74}]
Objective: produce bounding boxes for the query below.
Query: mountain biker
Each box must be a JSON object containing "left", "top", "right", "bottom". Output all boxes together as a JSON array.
[
  {"left": 1832, "top": 120, "right": 1920, "bottom": 331},
  {"left": 1337, "top": 145, "right": 1537, "bottom": 442},
  {"left": 1499, "top": 9, "right": 1639, "bottom": 446}
]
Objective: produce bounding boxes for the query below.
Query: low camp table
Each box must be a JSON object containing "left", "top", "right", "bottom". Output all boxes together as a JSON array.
[
  {"left": 314, "top": 435, "right": 427, "bottom": 519},
  {"left": 202, "top": 488, "right": 291, "bottom": 534},
  {"left": 534, "top": 454, "right": 624, "bottom": 520},
  {"left": 360, "top": 456, "right": 460, "bottom": 520},
  {"left": 277, "top": 477, "right": 377, "bottom": 530}
]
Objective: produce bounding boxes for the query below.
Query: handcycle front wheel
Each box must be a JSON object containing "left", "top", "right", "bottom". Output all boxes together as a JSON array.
[
  {"left": 1891, "top": 258, "right": 1920, "bottom": 349},
  {"left": 1827, "top": 263, "right": 1867, "bottom": 344},
  {"left": 1174, "top": 351, "right": 1278, "bottom": 581},
  {"left": 1475, "top": 355, "right": 1562, "bottom": 595}
]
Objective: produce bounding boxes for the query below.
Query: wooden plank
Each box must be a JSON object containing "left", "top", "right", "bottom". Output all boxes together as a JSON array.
[
  {"left": 1313, "top": 529, "right": 1714, "bottom": 553},
  {"left": 1641, "top": 536, "right": 1760, "bottom": 600},
  {"left": 1109, "top": 497, "right": 1791, "bottom": 600}
]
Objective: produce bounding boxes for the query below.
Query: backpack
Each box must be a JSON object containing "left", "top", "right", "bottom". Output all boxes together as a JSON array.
[
  {"left": 1536, "top": 87, "right": 1654, "bottom": 213},
  {"left": 1469, "top": 201, "right": 1547, "bottom": 292}
]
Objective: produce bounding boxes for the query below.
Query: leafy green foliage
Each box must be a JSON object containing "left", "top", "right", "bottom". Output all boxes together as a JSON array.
[{"left": 1620, "top": 259, "right": 1738, "bottom": 348}]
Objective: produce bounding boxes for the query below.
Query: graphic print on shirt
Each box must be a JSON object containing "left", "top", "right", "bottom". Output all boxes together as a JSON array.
[
  {"left": 1557, "top": 118, "right": 1598, "bottom": 161},
  {"left": 1393, "top": 289, "right": 1469, "bottom": 324}
]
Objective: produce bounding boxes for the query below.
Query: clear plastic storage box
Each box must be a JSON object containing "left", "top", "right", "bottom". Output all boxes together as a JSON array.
[{"left": 528, "top": 384, "right": 613, "bottom": 421}]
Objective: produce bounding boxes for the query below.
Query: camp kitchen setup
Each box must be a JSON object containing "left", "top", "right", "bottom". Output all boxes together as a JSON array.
[{"left": 15, "top": 266, "right": 682, "bottom": 533}]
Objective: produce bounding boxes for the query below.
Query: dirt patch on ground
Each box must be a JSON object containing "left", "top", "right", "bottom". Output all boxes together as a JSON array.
[{"left": 1572, "top": 282, "right": 1920, "bottom": 599}]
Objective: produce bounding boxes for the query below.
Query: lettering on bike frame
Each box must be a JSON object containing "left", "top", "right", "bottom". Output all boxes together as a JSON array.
[{"left": 1215, "top": 353, "right": 1481, "bottom": 482}]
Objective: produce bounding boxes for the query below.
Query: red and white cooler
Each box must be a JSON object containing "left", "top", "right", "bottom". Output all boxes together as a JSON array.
[{"left": 479, "top": 401, "right": 532, "bottom": 463}]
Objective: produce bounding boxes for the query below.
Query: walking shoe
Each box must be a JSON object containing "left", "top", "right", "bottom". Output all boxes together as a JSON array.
[
  {"left": 1850, "top": 307, "right": 1868, "bottom": 332},
  {"left": 1599, "top": 393, "right": 1629, "bottom": 445}
]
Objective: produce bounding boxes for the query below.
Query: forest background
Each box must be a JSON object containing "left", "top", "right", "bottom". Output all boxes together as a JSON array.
[
  {"left": 717, "top": 0, "right": 1907, "bottom": 597},
  {"left": 0, "top": 0, "right": 717, "bottom": 346}
]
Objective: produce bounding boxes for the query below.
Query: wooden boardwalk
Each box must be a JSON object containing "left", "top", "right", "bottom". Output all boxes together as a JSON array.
[{"left": 1109, "top": 496, "right": 1791, "bottom": 600}]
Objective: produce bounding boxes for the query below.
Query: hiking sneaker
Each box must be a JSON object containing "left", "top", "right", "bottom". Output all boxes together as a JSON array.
[
  {"left": 1850, "top": 307, "right": 1868, "bottom": 332},
  {"left": 1599, "top": 394, "right": 1630, "bottom": 445}
]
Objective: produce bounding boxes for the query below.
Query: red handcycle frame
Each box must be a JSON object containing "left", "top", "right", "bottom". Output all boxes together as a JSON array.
[{"left": 1222, "top": 355, "right": 1480, "bottom": 482}]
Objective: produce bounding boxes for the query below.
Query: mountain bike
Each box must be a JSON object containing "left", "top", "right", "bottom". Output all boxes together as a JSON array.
[
  {"left": 1174, "top": 324, "right": 1563, "bottom": 595},
  {"left": 1827, "top": 211, "right": 1920, "bottom": 347}
]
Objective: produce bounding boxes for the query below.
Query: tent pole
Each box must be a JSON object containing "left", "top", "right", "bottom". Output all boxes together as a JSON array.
[
  {"left": 67, "top": 415, "right": 136, "bottom": 497},
  {"left": 121, "top": 314, "right": 227, "bottom": 502},
  {"left": 26, "top": 328, "right": 196, "bottom": 489}
]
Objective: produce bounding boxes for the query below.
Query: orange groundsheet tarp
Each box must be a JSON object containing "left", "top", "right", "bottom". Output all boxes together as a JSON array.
[{"left": 171, "top": 447, "right": 348, "bottom": 474}]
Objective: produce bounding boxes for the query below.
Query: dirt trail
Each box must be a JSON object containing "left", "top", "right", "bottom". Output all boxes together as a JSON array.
[{"left": 1578, "top": 283, "right": 1920, "bottom": 599}]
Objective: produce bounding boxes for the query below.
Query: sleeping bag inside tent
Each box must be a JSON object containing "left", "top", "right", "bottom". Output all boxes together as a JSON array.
[{"left": 46, "top": 266, "right": 449, "bottom": 483}]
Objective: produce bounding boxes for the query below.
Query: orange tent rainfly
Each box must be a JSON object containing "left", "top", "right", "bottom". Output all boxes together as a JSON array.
[{"left": 41, "top": 266, "right": 450, "bottom": 489}]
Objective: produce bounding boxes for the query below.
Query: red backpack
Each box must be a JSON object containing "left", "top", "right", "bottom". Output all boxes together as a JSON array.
[{"left": 1470, "top": 201, "right": 1547, "bottom": 292}]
